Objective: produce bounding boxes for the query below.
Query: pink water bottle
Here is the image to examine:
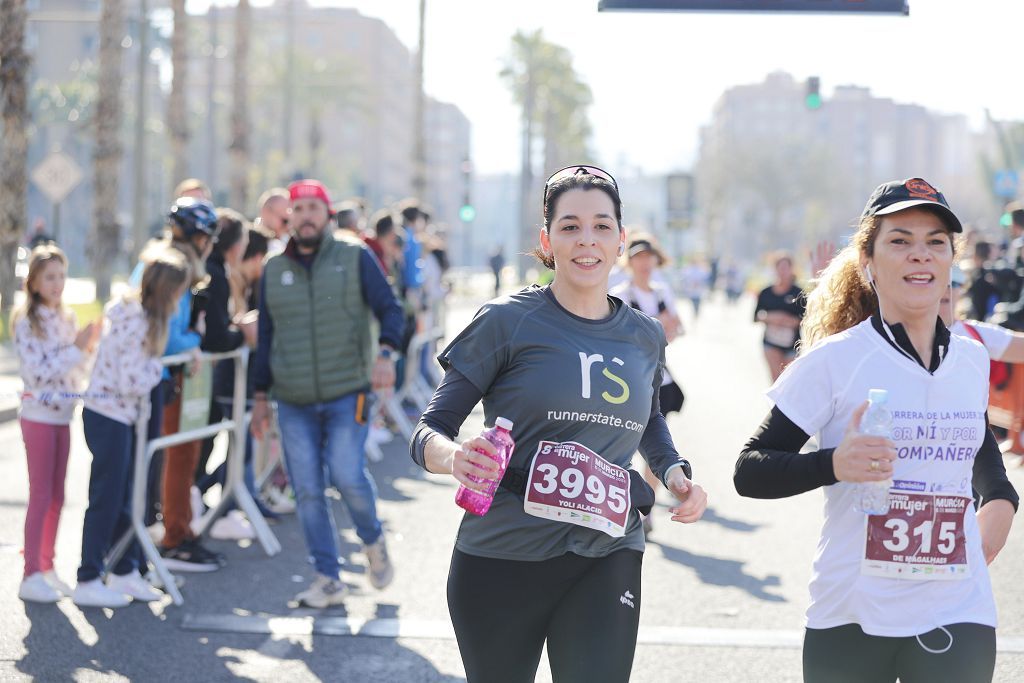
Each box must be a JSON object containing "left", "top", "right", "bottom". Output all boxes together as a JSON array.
[{"left": 455, "top": 417, "right": 515, "bottom": 516}]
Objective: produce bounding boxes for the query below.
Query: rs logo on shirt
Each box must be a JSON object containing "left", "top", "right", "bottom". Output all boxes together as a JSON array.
[{"left": 578, "top": 352, "right": 630, "bottom": 404}]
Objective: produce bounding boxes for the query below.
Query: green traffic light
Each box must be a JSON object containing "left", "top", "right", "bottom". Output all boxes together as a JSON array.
[
  {"left": 805, "top": 94, "right": 822, "bottom": 110},
  {"left": 459, "top": 205, "right": 476, "bottom": 222}
]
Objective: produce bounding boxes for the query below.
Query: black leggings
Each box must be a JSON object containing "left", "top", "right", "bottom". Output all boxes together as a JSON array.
[
  {"left": 803, "top": 622, "right": 996, "bottom": 683},
  {"left": 448, "top": 548, "right": 643, "bottom": 683}
]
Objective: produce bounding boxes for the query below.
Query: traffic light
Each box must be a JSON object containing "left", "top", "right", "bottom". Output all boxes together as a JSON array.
[
  {"left": 805, "top": 76, "right": 822, "bottom": 110},
  {"left": 459, "top": 157, "right": 474, "bottom": 222}
]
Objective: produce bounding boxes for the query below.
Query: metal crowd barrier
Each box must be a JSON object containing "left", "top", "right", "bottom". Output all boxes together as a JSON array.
[
  {"left": 379, "top": 326, "right": 446, "bottom": 441},
  {"left": 106, "top": 347, "right": 281, "bottom": 606}
]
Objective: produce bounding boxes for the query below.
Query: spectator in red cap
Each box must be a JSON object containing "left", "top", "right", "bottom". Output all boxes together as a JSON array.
[{"left": 251, "top": 178, "right": 405, "bottom": 607}]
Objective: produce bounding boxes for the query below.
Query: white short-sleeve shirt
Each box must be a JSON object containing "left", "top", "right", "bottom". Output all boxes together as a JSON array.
[
  {"left": 767, "top": 319, "right": 996, "bottom": 636},
  {"left": 950, "top": 319, "right": 1012, "bottom": 361},
  {"left": 610, "top": 281, "right": 678, "bottom": 387}
]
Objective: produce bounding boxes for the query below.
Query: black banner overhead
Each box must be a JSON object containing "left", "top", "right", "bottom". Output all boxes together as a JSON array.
[{"left": 598, "top": 0, "right": 909, "bottom": 14}]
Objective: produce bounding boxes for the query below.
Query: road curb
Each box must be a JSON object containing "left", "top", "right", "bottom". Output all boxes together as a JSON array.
[{"left": 0, "top": 405, "right": 18, "bottom": 424}]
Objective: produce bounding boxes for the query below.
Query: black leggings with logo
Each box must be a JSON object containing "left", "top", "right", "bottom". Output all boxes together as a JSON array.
[
  {"left": 803, "top": 622, "right": 996, "bottom": 683},
  {"left": 448, "top": 548, "right": 643, "bottom": 683}
]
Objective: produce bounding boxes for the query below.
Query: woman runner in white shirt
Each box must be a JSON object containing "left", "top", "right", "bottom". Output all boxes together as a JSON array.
[
  {"left": 734, "top": 177, "right": 1017, "bottom": 682},
  {"left": 610, "top": 234, "right": 684, "bottom": 532}
]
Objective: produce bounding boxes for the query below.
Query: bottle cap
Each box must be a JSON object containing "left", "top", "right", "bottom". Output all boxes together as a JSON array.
[
  {"left": 868, "top": 389, "right": 888, "bottom": 404},
  {"left": 495, "top": 417, "right": 514, "bottom": 431}
]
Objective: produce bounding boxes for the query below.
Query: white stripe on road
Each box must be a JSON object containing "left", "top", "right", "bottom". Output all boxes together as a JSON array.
[
  {"left": 180, "top": 614, "right": 1024, "bottom": 653},
  {"left": 182, "top": 614, "right": 457, "bottom": 640}
]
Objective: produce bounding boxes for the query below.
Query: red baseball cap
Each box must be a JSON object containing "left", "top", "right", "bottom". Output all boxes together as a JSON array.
[{"left": 288, "top": 179, "right": 333, "bottom": 212}]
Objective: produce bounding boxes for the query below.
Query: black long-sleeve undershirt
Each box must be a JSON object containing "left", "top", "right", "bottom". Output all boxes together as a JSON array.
[
  {"left": 198, "top": 255, "right": 245, "bottom": 353},
  {"left": 736, "top": 312, "right": 1018, "bottom": 510},
  {"left": 735, "top": 406, "right": 1019, "bottom": 511},
  {"left": 734, "top": 407, "right": 837, "bottom": 499},
  {"left": 411, "top": 368, "right": 686, "bottom": 485}
]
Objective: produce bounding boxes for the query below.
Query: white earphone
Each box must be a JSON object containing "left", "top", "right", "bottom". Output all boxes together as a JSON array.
[{"left": 865, "top": 264, "right": 874, "bottom": 285}]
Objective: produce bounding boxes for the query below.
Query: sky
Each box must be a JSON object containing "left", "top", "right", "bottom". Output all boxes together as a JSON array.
[{"left": 187, "top": 1, "right": 1024, "bottom": 176}]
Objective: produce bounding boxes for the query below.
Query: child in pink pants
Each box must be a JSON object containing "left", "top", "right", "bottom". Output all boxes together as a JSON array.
[{"left": 13, "top": 246, "right": 97, "bottom": 603}]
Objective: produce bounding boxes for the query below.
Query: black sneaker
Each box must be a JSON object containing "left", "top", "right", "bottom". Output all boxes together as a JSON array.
[{"left": 160, "top": 540, "right": 223, "bottom": 573}]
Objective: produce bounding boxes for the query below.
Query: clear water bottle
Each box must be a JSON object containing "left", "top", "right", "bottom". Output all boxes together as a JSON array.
[
  {"left": 455, "top": 417, "right": 515, "bottom": 516},
  {"left": 854, "top": 389, "right": 893, "bottom": 515}
]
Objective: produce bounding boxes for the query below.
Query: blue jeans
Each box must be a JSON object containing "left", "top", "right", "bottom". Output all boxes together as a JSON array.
[
  {"left": 78, "top": 409, "right": 144, "bottom": 582},
  {"left": 276, "top": 391, "right": 381, "bottom": 578}
]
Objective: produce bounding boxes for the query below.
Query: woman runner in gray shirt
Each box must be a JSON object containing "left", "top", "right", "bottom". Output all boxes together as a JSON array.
[{"left": 411, "top": 165, "right": 707, "bottom": 683}]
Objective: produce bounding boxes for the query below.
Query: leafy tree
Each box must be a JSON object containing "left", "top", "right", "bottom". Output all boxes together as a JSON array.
[
  {"left": 229, "top": 0, "right": 251, "bottom": 211},
  {"left": 92, "top": 0, "right": 125, "bottom": 301},
  {"left": 501, "top": 29, "right": 593, "bottom": 275},
  {"left": 168, "top": 0, "right": 189, "bottom": 189},
  {"left": 0, "top": 0, "right": 30, "bottom": 315}
]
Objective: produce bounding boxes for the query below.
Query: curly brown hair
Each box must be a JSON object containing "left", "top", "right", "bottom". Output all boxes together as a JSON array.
[{"left": 801, "top": 213, "right": 960, "bottom": 349}]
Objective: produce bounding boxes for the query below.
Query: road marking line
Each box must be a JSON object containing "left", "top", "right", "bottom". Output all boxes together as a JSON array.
[{"left": 180, "top": 615, "right": 1024, "bottom": 653}]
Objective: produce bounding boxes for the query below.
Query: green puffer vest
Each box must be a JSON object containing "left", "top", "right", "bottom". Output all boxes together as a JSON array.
[{"left": 263, "top": 234, "right": 373, "bottom": 405}]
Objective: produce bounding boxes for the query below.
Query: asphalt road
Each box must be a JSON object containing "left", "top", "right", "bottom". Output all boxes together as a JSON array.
[{"left": 1, "top": 293, "right": 1022, "bottom": 682}]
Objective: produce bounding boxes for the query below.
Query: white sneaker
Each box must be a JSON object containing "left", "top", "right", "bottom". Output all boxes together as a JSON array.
[
  {"left": 209, "top": 510, "right": 255, "bottom": 540},
  {"left": 19, "top": 572, "right": 61, "bottom": 603},
  {"left": 107, "top": 570, "right": 162, "bottom": 602},
  {"left": 364, "top": 536, "right": 394, "bottom": 590},
  {"left": 73, "top": 579, "right": 131, "bottom": 608},
  {"left": 147, "top": 521, "right": 165, "bottom": 544},
  {"left": 265, "top": 486, "right": 296, "bottom": 515},
  {"left": 43, "top": 570, "right": 73, "bottom": 597},
  {"left": 294, "top": 574, "right": 347, "bottom": 608}
]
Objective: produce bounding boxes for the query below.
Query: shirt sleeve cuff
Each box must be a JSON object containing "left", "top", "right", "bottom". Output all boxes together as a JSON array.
[{"left": 662, "top": 461, "right": 692, "bottom": 486}]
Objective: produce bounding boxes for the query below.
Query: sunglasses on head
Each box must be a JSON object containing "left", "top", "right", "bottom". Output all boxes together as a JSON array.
[{"left": 543, "top": 165, "right": 618, "bottom": 204}]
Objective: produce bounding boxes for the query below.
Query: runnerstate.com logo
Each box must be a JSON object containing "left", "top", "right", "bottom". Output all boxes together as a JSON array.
[
  {"left": 578, "top": 352, "right": 630, "bottom": 405},
  {"left": 620, "top": 589, "right": 635, "bottom": 609}
]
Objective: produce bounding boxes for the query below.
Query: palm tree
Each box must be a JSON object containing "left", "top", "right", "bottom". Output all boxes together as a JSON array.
[
  {"left": 501, "top": 30, "right": 594, "bottom": 276},
  {"left": 0, "top": 0, "right": 30, "bottom": 316},
  {"left": 229, "top": 0, "right": 251, "bottom": 211},
  {"left": 246, "top": 42, "right": 365, "bottom": 189},
  {"left": 168, "top": 0, "right": 189, "bottom": 189},
  {"left": 540, "top": 54, "right": 593, "bottom": 173},
  {"left": 91, "top": 0, "right": 125, "bottom": 301},
  {"left": 501, "top": 30, "right": 545, "bottom": 277}
]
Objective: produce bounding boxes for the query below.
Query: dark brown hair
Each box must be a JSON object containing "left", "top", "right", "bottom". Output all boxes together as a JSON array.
[
  {"left": 531, "top": 173, "right": 623, "bottom": 270},
  {"left": 213, "top": 207, "right": 250, "bottom": 256}
]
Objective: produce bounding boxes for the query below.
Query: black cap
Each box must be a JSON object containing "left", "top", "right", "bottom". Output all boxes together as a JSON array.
[{"left": 861, "top": 177, "right": 962, "bottom": 233}]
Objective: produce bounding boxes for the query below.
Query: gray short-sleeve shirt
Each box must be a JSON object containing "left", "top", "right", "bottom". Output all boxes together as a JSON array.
[{"left": 439, "top": 285, "right": 668, "bottom": 561}]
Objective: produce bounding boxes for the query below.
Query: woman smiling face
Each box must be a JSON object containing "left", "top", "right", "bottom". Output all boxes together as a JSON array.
[
  {"left": 862, "top": 207, "right": 953, "bottom": 323},
  {"left": 540, "top": 188, "right": 624, "bottom": 294}
]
